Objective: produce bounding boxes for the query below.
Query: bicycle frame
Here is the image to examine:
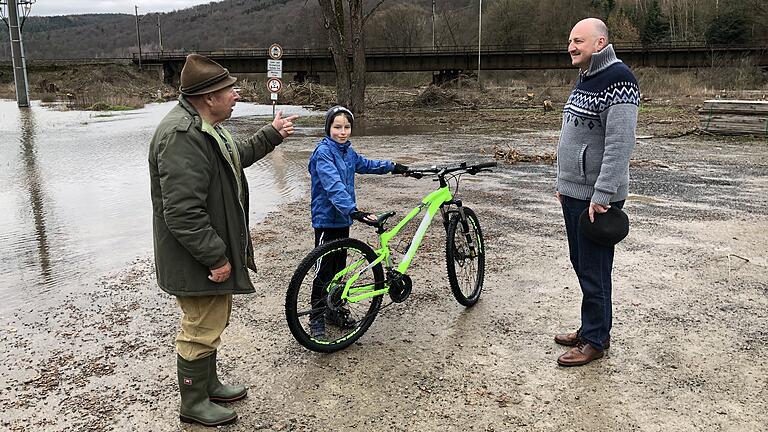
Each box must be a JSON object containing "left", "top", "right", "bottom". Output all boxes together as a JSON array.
[{"left": 336, "top": 185, "right": 454, "bottom": 303}]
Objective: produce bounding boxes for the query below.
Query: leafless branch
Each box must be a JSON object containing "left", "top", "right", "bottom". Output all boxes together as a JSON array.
[{"left": 363, "top": 0, "right": 386, "bottom": 26}]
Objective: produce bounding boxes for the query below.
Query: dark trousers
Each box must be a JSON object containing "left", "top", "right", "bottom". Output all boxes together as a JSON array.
[
  {"left": 560, "top": 195, "right": 624, "bottom": 350},
  {"left": 310, "top": 226, "right": 350, "bottom": 320}
]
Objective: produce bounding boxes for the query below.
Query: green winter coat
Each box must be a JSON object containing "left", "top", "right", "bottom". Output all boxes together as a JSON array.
[{"left": 149, "top": 96, "right": 283, "bottom": 296}]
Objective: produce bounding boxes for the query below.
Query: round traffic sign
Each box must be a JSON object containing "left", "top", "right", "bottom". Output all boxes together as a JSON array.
[
  {"left": 268, "top": 43, "right": 283, "bottom": 60},
  {"left": 267, "top": 77, "right": 282, "bottom": 93}
]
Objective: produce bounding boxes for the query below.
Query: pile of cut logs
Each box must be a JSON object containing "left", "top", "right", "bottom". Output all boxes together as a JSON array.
[{"left": 699, "top": 100, "right": 768, "bottom": 136}]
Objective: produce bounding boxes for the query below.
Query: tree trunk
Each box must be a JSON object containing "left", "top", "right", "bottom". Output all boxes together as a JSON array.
[
  {"left": 349, "top": 0, "right": 366, "bottom": 115},
  {"left": 318, "top": 0, "right": 352, "bottom": 108}
]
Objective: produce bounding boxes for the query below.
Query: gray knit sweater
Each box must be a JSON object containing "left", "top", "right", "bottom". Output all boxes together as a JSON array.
[{"left": 556, "top": 44, "right": 640, "bottom": 205}]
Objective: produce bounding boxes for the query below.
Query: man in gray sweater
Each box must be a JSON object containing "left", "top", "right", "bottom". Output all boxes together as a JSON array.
[{"left": 554, "top": 18, "right": 639, "bottom": 366}]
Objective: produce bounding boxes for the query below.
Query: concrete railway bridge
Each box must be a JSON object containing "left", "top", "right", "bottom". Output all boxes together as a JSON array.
[{"left": 132, "top": 42, "right": 768, "bottom": 86}]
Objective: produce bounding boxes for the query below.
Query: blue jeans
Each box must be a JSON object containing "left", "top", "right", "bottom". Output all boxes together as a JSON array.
[{"left": 560, "top": 195, "right": 624, "bottom": 350}]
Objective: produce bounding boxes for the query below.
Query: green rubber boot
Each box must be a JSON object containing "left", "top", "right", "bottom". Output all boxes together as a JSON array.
[
  {"left": 208, "top": 350, "right": 247, "bottom": 403},
  {"left": 177, "top": 354, "right": 237, "bottom": 426}
]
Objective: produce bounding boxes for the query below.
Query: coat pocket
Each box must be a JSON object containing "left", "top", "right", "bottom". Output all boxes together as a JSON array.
[
  {"left": 557, "top": 140, "right": 588, "bottom": 183},
  {"left": 579, "top": 144, "right": 588, "bottom": 178}
]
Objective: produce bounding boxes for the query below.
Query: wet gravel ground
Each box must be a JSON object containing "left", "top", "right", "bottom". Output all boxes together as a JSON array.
[{"left": 1, "top": 120, "right": 766, "bottom": 431}]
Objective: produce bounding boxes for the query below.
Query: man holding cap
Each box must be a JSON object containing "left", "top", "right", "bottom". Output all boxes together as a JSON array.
[
  {"left": 554, "top": 18, "right": 639, "bottom": 366},
  {"left": 149, "top": 54, "right": 297, "bottom": 425}
]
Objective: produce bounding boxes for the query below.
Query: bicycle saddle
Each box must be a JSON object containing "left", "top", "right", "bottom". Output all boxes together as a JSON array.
[{"left": 361, "top": 211, "right": 396, "bottom": 228}]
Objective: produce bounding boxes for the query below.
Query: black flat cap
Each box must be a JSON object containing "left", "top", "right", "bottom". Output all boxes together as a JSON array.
[{"left": 579, "top": 206, "right": 629, "bottom": 246}]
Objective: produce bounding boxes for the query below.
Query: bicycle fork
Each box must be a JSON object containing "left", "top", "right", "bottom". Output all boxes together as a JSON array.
[{"left": 442, "top": 200, "right": 478, "bottom": 258}]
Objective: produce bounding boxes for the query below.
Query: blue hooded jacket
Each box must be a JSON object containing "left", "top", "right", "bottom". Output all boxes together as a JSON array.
[{"left": 309, "top": 137, "right": 394, "bottom": 228}]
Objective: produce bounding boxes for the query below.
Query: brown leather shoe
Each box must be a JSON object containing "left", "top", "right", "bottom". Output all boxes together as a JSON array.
[
  {"left": 554, "top": 332, "right": 611, "bottom": 349},
  {"left": 554, "top": 332, "right": 580, "bottom": 346},
  {"left": 557, "top": 344, "right": 605, "bottom": 367}
]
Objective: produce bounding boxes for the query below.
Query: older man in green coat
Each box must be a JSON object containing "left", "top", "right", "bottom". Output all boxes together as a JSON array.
[{"left": 149, "top": 54, "right": 297, "bottom": 427}]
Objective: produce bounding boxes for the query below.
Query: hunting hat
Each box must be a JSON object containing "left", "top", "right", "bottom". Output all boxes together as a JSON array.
[
  {"left": 579, "top": 205, "right": 629, "bottom": 246},
  {"left": 179, "top": 54, "right": 237, "bottom": 96},
  {"left": 324, "top": 105, "right": 354, "bottom": 136}
]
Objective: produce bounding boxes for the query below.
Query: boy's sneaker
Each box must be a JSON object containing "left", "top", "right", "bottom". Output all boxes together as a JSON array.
[
  {"left": 309, "top": 317, "right": 326, "bottom": 339},
  {"left": 325, "top": 307, "right": 357, "bottom": 329}
]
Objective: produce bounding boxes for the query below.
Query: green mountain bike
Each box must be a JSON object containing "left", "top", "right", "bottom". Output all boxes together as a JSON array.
[{"left": 285, "top": 161, "right": 497, "bottom": 352}]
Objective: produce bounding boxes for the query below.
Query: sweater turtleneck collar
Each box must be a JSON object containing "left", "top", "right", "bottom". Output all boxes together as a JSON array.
[{"left": 583, "top": 44, "right": 621, "bottom": 77}]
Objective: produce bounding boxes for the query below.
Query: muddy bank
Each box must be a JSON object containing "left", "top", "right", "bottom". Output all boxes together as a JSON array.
[
  {"left": 0, "top": 61, "right": 714, "bottom": 137},
  {"left": 1, "top": 117, "right": 766, "bottom": 431}
]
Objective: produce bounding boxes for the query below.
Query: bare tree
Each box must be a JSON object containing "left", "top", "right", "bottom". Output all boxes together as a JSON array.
[
  {"left": 484, "top": 0, "right": 537, "bottom": 46},
  {"left": 367, "top": 3, "right": 429, "bottom": 48},
  {"left": 317, "top": 0, "right": 383, "bottom": 115},
  {"left": 318, "top": 0, "right": 352, "bottom": 109},
  {"left": 349, "top": 0, "right": 366, "bottom": 114}
]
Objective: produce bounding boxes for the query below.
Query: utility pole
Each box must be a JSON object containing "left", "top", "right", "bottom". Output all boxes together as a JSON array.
[
  {"left": 156, "top": 13, "right": 163, "bottom": 52},
  {"left": 135, "top": 5, "right": 142, "bottom": 70},
  {"left": 477, "top": 0, "right": 482, "bottom": 84},
  {"left": 431, "top": 0, "right": 436, "bottom": 49},
  {"left": 3, "top": 0, "right": 31, "bottom": 107}
]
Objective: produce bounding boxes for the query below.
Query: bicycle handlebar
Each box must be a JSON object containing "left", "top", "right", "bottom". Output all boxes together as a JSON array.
[
  {"left": 473, "top": 162, "right": 498, "bottom": 170},
  {"left": 405, "top": 161, "right": 497, "bottom": 179}
]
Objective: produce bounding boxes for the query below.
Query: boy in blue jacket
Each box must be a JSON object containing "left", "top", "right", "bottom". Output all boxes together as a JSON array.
[{"left": 308, "top": 105, "right": 408, "bottom": 338}]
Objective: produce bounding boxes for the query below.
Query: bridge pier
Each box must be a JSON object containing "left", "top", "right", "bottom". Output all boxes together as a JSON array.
[
  {"left": 294, "top": 71, "right": 319, "bottom": 83},
  {"left": 432, "top": 69, "right": 462, "bottom": 85},
  {"left": 162, "top": 62, "right": 182, "bottom": 88}
]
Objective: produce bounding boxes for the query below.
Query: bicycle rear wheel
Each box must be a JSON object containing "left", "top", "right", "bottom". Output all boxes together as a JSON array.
[
  {"left": 445, "top": 207, "right": 485, "bottom": 307},
  {"left": 285, "top": 238, "right": 385, "bottom": 353}
]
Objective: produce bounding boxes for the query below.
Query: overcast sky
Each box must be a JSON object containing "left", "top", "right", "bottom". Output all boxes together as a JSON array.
[{"left": 28, "top": 1, "right": 215, "bottom": 16}]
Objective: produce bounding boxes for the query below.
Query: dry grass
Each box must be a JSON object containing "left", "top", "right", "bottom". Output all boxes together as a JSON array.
[
  {"left": 415, "top": 85, "right": 463, "bottom": 107},
  {"left": 280, "top": 82, "right": 337, "bottom": 107},
  {"left": 68, "top": 93, "right": 145, "bottom": 110},
  {"left": 0, "top": 63, "right": 172, "bottom": 109},
  {"left": 636, "top": 63, "right": 766, "bottom": 98},
  {"left": 2, "top": 62, "right": 764, "bottom": 113}
]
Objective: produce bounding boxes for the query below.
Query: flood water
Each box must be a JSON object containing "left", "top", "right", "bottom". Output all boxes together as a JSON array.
[{"left": 0, "top": 100, "right": 318, "bottom": 314}]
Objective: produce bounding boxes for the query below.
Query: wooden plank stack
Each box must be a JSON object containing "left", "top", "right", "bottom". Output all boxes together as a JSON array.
[{"left": 699, "top": 100, "right": 768, "bottom": 136}]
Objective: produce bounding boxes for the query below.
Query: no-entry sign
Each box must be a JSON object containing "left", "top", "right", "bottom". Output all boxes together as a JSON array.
[{"left": 267, "top": 78, "right": 282, "bottom": 93}]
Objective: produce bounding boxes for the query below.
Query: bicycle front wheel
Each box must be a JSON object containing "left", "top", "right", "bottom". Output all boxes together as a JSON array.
[
  {"left": 446, "top": 207, "right": 485, "bottom": 307},
  {"left": 285, "top": 237, "right": 385, "bottom": 353}
]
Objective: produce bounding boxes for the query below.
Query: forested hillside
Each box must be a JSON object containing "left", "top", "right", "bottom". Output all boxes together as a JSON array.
[{"left": 1, "top": 0, "right": 765, "bottom": 59}]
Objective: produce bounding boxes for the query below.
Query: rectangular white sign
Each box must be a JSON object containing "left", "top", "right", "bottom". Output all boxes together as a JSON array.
[
  {"left": 270, "top": 92, "right": 278, "bottom": 101},
  {"left": 267, "top": 60, "right": 282, "bottom": 71},
  {"left": 267, "top": 70, "right": 282, "bottom": 78}
]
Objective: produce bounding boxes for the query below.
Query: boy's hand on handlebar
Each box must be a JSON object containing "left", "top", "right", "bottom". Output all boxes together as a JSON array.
[
  {"left": 392, "top": 163, "right": 409, "bottom": 175},
  {"left": 350, "top": 210, "right": 378, "bottom": 224}
]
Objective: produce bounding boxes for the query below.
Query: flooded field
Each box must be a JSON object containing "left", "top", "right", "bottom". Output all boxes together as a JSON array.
[{"left": 0, "top": 100, "right": 317, "bottom": 314}]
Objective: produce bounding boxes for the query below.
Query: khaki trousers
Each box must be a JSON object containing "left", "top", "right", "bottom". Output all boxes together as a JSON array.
[{"left": 175, "top": 294, "right": 232, "bottom": 361}]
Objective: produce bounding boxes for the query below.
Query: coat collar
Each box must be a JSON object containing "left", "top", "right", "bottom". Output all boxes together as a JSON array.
[
  {"left": 177, "top": 95, "right": 204, "bottom": 129},
  {"left": 321, "top": 136, "right": 352, "bottom": 152},
  {"left": 583, "top": 44, "right": 621, "bottom": 77}
]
